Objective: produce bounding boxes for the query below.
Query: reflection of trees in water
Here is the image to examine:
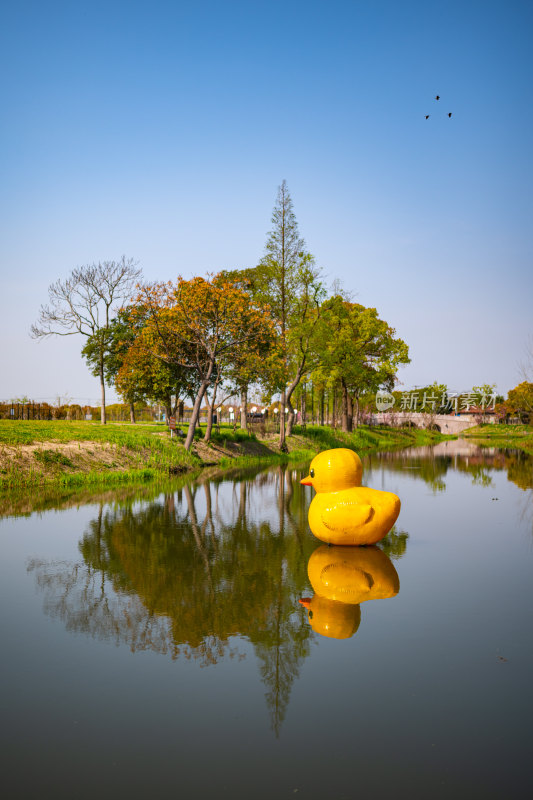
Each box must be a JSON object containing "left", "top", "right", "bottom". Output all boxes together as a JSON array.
[
  {"left": 365, "top": 452, "right": 449, "bottom": 492},
  {"left": 379, "top": 527, "right": 409, "bottom": 560},
  {"left": 27, "top": 464, "right": 318, "bottom": 735},
  {"left": 503, "top": 450, "right": 533, "bottom": 492},
  {"left": 365, "top": 449, "right": 533, "bottom": 495}
]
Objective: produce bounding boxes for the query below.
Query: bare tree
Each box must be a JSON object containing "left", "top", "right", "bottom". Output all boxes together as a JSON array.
[{"left": 31, "top": 257, "right": 142, "bottom": 424}]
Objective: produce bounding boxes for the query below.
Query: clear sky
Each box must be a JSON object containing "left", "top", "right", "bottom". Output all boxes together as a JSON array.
[{"left": 1, "top": 0, "right": 531, "bottom": 404}]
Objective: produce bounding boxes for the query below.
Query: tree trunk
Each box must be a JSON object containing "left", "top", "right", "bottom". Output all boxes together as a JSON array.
[
  {"left": 347, "top": 389, "right": 354, "bottom": 431},
  {"left": 279, "top": 389, "right": 288, "bottom": 452},
  {"left": 284, "top": 363, "right": 306, "bottom": 440},
  {"left": 99, "top": 356, "right": 106, "bottom": 425},
  {"left": 353, "top": 395, "right": 360, "bottom": 429},
  {"left": 204, "top": 402, "right": 214, "bottom": 443},
  {"left": 341, "top": 379, "right": 351, "bottom": 432},
  {"left": 185, "top": 368, "right": 213, "bottom": 451},
  {"left": 165, "top": 396, "right": 172, "bottom": 425},
  {"left": 204, "top": 372, "right": 222, "bottom": 443},
  {"left": 240, "top": 389, "right": 248, "bottom": 431},
  {"left": 129, "top": 401, "right": 135, "bottom": 424},
  {"left": 286, "top": 398, "right": 296, "bottom": 436},
  {"left": 320, "top": 388, "right": 325, "bottom": 426}
]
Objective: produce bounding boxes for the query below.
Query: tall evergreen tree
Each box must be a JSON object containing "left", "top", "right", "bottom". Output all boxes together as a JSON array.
[{"left": 253, "top": 181, "right": 325, "bottom": 450}]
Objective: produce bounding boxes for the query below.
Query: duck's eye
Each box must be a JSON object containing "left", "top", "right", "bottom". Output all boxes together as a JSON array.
[{"left": 310, "top": 468, "right": 315, "bottom": 478}]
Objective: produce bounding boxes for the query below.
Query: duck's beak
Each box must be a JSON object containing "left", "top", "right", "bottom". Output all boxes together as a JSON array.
[
  {"left": 300, "top": 475, "right": 313, "bottom": 486},
  {"left": 299, "top": 598, "right": 312, "bottom": 608}
]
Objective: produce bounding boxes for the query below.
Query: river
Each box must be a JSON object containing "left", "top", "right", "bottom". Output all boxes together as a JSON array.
[{"left": 1, "top": 444, "right": 532, "bottom": 799}]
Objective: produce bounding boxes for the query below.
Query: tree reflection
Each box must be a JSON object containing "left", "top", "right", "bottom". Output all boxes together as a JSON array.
[
  {"left": 365, "top": 448, "right": 533, "bottom": 495},
  {"left": 27, "top": 464, "right": 319, "bottom": 735}
]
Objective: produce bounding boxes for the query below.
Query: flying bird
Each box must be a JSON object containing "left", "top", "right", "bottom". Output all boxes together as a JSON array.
[
  {"left": 435, "top": 95, "right": 440, "bottom": 100},
  {"left": 448, "top": 112, "right": 452, "bottom": 118},
  {"left": 425, "top": 115, "right": 430, "bottom": 119}
]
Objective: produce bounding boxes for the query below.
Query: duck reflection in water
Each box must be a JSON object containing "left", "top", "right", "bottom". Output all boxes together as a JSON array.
[{"left": 299, "top": 545, "right": 400, "bottom": 639}]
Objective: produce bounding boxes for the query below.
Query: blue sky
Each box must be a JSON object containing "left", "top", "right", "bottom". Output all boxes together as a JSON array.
[{"left": 1, "top": 0, "right": 531, "bottom": 403}]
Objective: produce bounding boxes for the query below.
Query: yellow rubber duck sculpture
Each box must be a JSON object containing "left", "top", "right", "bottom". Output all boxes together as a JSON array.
[
  {"left": 300, "top": 448, "right": 401, "bottom": 545},
  {"left": 299, "top": 545, "right": 399, "bottom": 639}
]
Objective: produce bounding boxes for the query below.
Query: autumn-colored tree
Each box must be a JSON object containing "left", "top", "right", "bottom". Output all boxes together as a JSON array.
[
  {"left": 134, "top": 275, "right": 274, "bottom": 450},
  {"left": 115, "top": 324, "right": 196, "bottom": 423},
  {"left": 215, "top": 269, "right": 273, "bottom": 432},
  {"left": 507, "top": 381, "right": 533, "bottom": 422}
]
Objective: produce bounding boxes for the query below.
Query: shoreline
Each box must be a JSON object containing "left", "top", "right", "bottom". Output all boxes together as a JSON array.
[
  {"left": 460, "top": 423, "right": 533, "bottom": 455},
  {"left": 0, "top": 419, "right": 454, "bottom": 492}
]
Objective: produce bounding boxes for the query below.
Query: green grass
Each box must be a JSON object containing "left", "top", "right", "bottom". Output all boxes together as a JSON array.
[
  {"left": 461, "top": 423, "right": 533, "bottom": 454},
  {"left": 0, "top": 420, "right": 199, "bottom": 490},
  {"left": 210, "top": 427, "right": 257, "bottom": 444},
  {"left": 0, "top": 419, "right": 169, "bottom": 446},
  {"left": 293, "top": 424, "right": 453, "bottom": 453}
]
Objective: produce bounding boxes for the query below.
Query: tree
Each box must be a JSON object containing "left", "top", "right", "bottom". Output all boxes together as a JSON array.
[
  {"left": 134, "top": 275, "right": 274, "bottom": 451},
  {"left": 315, "top": 297, "right": 410, "bottom": 431},
  {"left": 115, "top": 326, "right": 196, "bottom": 423},
  {"left": 31, "top": 257, "right": 142, "bottom": 424},
  {"left": 248, "top": 181, "right": 325, "bottom": 450},
  {"left": 507, "top": 381, "right": 533, "bottom": 423},
  {"left": 216, "top": 268, "right": 269, "bottom": 432},
  {"left": 82, "top": 308, "right": 142, "bottom": 422}
]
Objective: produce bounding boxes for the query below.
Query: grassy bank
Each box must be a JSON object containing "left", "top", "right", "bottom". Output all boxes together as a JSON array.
[
  {"left": 0, "top": 419, "right": 453, "bottom": 490},
  {"left": 0, "top": 420, "right": 199, "bottom": 489},
  {"left": 461, "top": 424, "right": 533, "bottom": 455},
  {"left": 290, "top": 424, "right": 451, "bottom": 453}
]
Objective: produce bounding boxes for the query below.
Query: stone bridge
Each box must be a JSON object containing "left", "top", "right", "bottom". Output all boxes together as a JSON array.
[{"left": 373, "top": 412, "right": 480, "bottom": 435}]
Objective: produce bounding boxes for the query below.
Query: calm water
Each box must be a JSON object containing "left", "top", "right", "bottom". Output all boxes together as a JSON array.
[{"left": 1, "top": 442, "right": 532, "bottom": 799}]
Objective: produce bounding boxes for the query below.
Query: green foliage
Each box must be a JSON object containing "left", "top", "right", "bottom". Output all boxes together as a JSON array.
[
  {"left": 311, "top": 296, "right": 410, "bottom": 430},
  {"left": 82, "top": 308, "right": 137, "bottom": 385}
]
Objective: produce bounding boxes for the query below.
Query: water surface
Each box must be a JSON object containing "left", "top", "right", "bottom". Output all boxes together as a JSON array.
[{"left": 1, "top": 444, "right": 532, "bottom": 799}]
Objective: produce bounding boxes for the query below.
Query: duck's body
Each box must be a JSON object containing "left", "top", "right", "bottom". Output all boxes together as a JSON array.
[
  {"left": 308, "top": 485, "right": 401, "bottom": 545},
  {"left": 301, "top": 448, "right": 401, "bottom": 545}
]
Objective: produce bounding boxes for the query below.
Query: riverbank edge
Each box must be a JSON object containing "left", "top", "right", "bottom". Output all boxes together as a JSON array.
[
  {"left": 0, "top": 420, "right": 454, "bottom": 491},
  {"left": 460, "top": 423, "right": 533, "bottom": 455}
]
